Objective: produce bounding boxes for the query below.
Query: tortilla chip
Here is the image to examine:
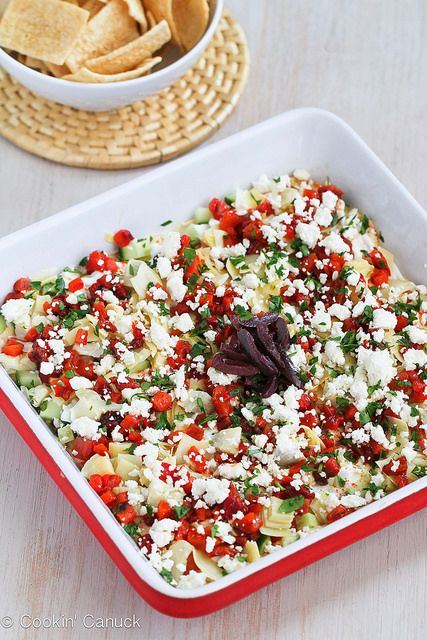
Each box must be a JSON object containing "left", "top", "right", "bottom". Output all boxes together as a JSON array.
[
  {"left": 23, "top": 55, "right": 48, "bottom": 72},
  {"left": 123, "top": 0, "right": 147, "bottom": 32},
  {"left": 66, "top": 0, "right": 139, "bottom": 73},
  {"left": 63, "top": 56, "right": 161, "bottom": 83},
  {"left": 80, "top": 0, "right": 105, "bottom": 18},
  {"left": 85, "top": 20, "right": 170, "bottom": 74},
  {"left": 45, "top": 61, "right": 71, "bottom": 78},
  {"left": 143, "top": 0, "right": 181, "bottom": 47},
  {"left": 0, "top": 0, "right": 90, "bottom": 65},
  {"left": 146, "top": 10, "right": 157, "bottom": 30},
  {"left": 0, "top": 0, "right": 9, "bottom": 15},
  {"left": 172, "top": 0, "right": 209, "bottom": 52}
]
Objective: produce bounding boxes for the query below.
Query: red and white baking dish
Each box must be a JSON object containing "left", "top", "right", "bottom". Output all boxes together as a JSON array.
[{"left": 0, "top": 108, "right": 426, "bottom": 617}]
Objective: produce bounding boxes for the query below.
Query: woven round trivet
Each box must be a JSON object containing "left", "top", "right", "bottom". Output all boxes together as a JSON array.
[{"left": 0, "top": 11, "right": 249, "bottom": 169}]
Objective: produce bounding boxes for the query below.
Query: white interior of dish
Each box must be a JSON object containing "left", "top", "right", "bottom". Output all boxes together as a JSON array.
[{"left": 0, "top": 108, "right": 426, "bottom": 600}]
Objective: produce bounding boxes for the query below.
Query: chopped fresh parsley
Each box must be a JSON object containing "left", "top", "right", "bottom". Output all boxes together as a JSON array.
[
  {"left": 279, "top": 495, "right": 304, "bottom": 513},
  {"left": 174, "top": 505, "right": 190, "bottom": 519},
  {"left": 341, "top": 330, "right": 358, "bottom": 353},
  {"left": 234, "top": 305, "right": 253, "bottom": 321}
]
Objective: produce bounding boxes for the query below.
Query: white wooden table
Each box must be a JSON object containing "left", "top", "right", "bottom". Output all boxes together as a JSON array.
[{"left": 0, "top": 1, "right": 426, "bottom": 638}]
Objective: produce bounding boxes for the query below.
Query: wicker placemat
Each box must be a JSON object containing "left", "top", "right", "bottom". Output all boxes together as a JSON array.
[{"left": 0, "top": 11, "right": 249, "bottom": 169}]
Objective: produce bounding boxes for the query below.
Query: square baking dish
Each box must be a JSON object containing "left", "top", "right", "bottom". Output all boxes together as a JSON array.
[{"left": 0, "top": 108, "right": 426, "bottom": 617}]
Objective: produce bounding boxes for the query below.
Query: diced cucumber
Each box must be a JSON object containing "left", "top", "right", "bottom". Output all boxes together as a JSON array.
[
  {"left": 40, "top": 399, "right": 62, "bottom": 422},
  {"left": 129, "top": 357, "right": 151, "bottom": 374},
  {"left": 296, "top": 512, "right": 319, "bottom": 530},
  {"left": 57, "top": 425, "right": 74, "bottom": 445},
  {"left": 0, "top": 313, "right": 6, "bottom": 334},
  {"left": 16, "top": 371, "right": 41, "bottom": 389},
  {"left": 119, "top": 238, "right": 151, "bottom": 261},
  {"left": 256, "top": 533, "right": 270, "bottom": 553},
  {"left": 126, "top": 259, "right": 140, "bottom": 278},
  {"left": 194, "top": 207, "right": 212, "bottom": 224},
  {"left": 181, "top": 224, "right": 201, "bottom": 246}
]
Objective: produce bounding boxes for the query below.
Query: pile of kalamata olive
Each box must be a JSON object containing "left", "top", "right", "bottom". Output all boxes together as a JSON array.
[{"left": 212, "top": 312, "right": 302, "bottom": 398}]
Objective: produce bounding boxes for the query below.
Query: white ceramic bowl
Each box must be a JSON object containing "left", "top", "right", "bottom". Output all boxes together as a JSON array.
[{"left": 0, "top": 0, "right": 223, "bottom": 111}]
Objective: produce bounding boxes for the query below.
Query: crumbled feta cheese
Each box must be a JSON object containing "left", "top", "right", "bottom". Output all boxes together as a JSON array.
[
  {"left": 95, "top": 354, "right": 115, "bottom": 376},
  {"left": 217, "top": 555, "right": 244, "bottom": 573},
  {"left": 153, "top": 232, "right": 181, "bottom": 259},
  {"left": 295, "top": 221, "right": 321, "bottom": 249},
  {"left": 1, "top": 298, "right": 34, "bottom": 327},
  {"left": 178, "top": 570, "right": 207, "bottom": 589},
  {"left": 320, "top": 232, "right": 348, "bottom": 255},
  {"left": 350, "top": 427, "right": 370, "bottom": 445},
  {"left": 403, "top": 348, "right": 427, "bottom": 371},
  {"left": 205, "top": 536, "right": 216, "bottom": 554},
  {"left": 372, "top": 308, "right": 397, "bottom": 330},
  {"left": 150, "top": 321, "right": 173, "bottom": 353},
  {"left": 369, "top": 424, "right": 390, "bottom": 448},
  {"left": 65, "top": 293, "right": 79, "bottom": 305},
  {"left": 111, "top": 425, "right": 124, "bottom": 442},
  {"left": 191, "top": 478, "right": 230, "bottom": 506},
  {"left": 167, "top": 268, "right": 187, "bottom": 302},
  {"left": 275, "top": 430, "right": 304, "bottom": 465},
  {"left": 71, "top": 416, "right": 100, "bottom": 440},
  {"left": 407, "top": 325, "right": 427, "bottom": 344},
  {"left": 357, "top": 347, "right": 396, "bottom": 386},
  {"left": 261, "top": 225, "right": 277, "bottom": 244},
  {"left": 151, "top": 287, "right": 168, "bottom": 301},
  {"left": 253, "top": 433, "right": 269, "bottom": 449},
  {"left": 311, "top": 302, "right": 332, "bottom": 332},
  {"left": 207, "top": 367, "right": 238, "bottom": 385},
  {"left": 149, "top": 518, "right": 178, "bottom": 548},
  {"left": 170, "top": 313, "right": 194, "bottom": 333},
  {"left": 346, "top": 269, "right": 360, "bottom": 287},
  {"left": 157, "top": 256, "right": 172, "bottom": 279},
  {"left": 242, "top": 273, "right": 259, "bottom": 289},
  {"left": 216, "top": 285, "right": 225, "bottom": 297},
  {"left": 314, "top": 205, "right": 333, "bottom": 227},
  {"left": 328, "top": 303, "right": 351, "bottom": 321},
  {"left": 217, "top": 463, "right": 247, "bottom": 480},
  {"left": 40, "top": 361, "right": 55, "bottom": 375},
  {"left": 321, "top": 190, "right": 338, "bottom": 210},
  {"left": 69, "top": 376, "right": 93, "bottom": 391},
  {"left": 127, "top": 397, "right": 152, "bottom": 418},
  {"left": 134, "top": 442, "right": 159, "bottom": 467},
  {"left": 325, "top": 340, "right": 345, "bottom": 366},
  {"left": 401, "top": 442, "right": 418, "bottom": 463}
]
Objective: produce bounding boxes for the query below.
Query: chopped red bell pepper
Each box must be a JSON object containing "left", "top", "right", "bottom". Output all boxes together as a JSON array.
[{"left": 113, "top": 229, "right": 134, "bottom": 248}]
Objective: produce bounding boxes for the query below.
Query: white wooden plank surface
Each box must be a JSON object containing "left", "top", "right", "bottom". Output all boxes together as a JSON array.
[{"left": 0, "top": 1, "right": 426, "bottom": 638}]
